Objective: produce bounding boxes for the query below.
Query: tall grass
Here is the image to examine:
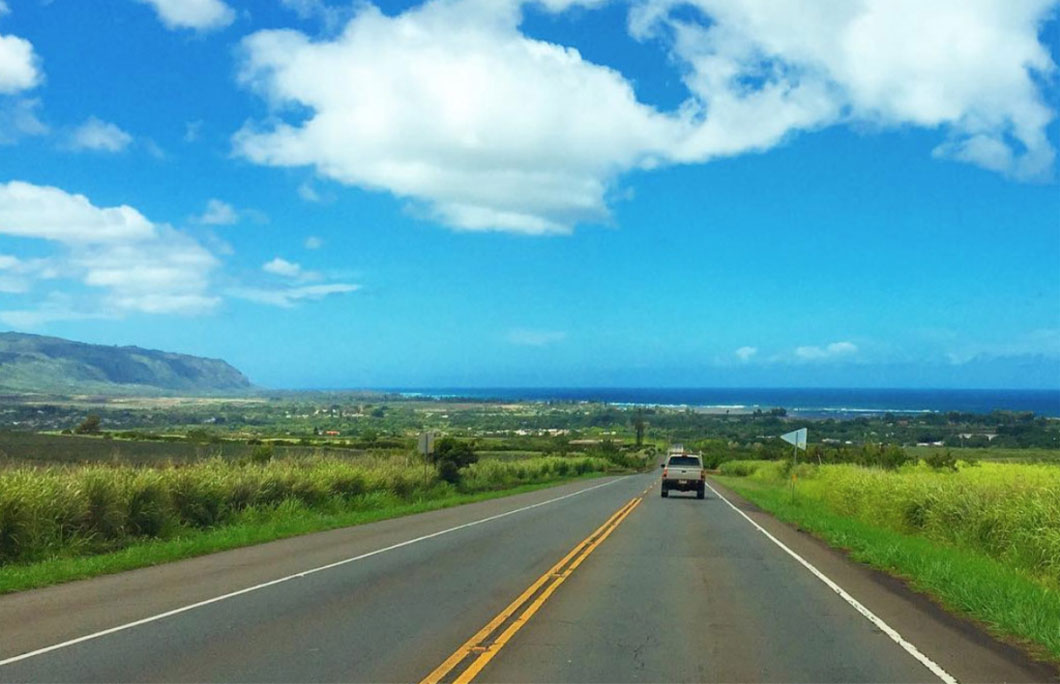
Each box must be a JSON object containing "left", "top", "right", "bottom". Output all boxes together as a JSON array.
[
  {"left": 719, "top": 460, "right": 1060, "bottom": 587},
  {"left": 0, "top": 455, "right": 612, "bottom": 566}
]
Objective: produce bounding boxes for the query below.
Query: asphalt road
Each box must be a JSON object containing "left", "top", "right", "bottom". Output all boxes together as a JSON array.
[{"left": 0, "top": 473, "right": 1055, "bottom": 683}]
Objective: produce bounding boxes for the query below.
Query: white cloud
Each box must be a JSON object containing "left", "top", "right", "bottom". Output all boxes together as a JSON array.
[
  {"left": 0, "top": 181, "right": 220, "bottom": 321},
  {"left": 0, "top": 2, "right": 9, "bottom": 17},
  {"left": 234, "top": 1, "right": 682, "bottom": 235},
  {"left": 734, "top": 346, "right": 757, "bottom": 362},
  {"left": 0, "top": 181, "right": 155, "bottom": 243},
  {"left": 235, "top": 0, "right": 1057, "bottom": 234},
  {"left": 229, "top": 283, "right": 359, "bottom": 308},
  {"left": 794, "top": 341, "right": 859, "bottom": 361},
  {"left": 136, "top": 0, "right": 234, "bottom": 31},
  {"left": 71, "top": 228, "right": 220, "bottom": 314},
  {"left": 507, "top": 328, "right": 567, "bottom": 346},
  {"left": 196, "top": 198, "right": 239, "bottom": 225},
  {"left": 304, "top": 236, "right": 323, "bottom": 249},
  {"left": 0, "top": 97, "right": 47, "bottom": 144},
  {"left": 262, "top": 257, "right": 302, "bottom": 278},
  {"left": 631, "top": 0, "right": 1056, "bottom": 180},
  {"left": 0, "top": 32, "right": 42, "bottom": 94},
  {"left": 67, "top": 117, "right": 133, "bottom": 153}
]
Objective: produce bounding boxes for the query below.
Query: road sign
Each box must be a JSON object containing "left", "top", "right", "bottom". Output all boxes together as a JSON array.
[
  {"left": 417, "top": 431, "right": 436, "bottom": 457},
  {"left": 780, "top": 428, "right": 807, "bottom": 450}
]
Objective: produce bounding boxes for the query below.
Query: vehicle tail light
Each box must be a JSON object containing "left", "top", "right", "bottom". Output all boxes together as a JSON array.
[
  {"left": 662, "top": 468, "right": 668, "bottom": 478},
  {"left": 700, "top": 471, "right": 706, "bottom": 480}
]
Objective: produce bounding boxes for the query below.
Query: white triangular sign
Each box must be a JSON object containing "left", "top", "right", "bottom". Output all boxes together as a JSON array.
[{"left": 780, "top": 428, "right": 807, "bottom": 450}]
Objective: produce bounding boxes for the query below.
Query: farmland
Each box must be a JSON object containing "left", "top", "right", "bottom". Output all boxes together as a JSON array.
[{"left": 1, "top": 392, "right": 1058, "bottom": 620}]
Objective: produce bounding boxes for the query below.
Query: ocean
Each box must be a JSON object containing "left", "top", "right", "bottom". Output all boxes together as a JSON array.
[{"left": 393, "top": 388, "right": 1060, "bottom": 418}]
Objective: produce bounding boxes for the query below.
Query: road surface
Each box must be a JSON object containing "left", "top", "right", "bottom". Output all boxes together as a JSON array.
[{"left": 0, "top": 473, "right": 1055, "bottom": 683}]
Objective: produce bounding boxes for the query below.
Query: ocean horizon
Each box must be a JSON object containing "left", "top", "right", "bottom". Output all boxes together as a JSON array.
[{"left": 390, "top": 387, "right": 1060, "bottom": 418}]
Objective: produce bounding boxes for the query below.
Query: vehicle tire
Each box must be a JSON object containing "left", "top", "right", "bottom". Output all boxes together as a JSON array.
[
  {"left": 697, "top": 485, "right": 705, "bottom": 500},
  {"left": 661, "top": 487, "right": 668, "bottom": 498}
]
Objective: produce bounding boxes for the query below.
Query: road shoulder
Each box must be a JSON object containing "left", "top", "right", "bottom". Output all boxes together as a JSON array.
[{"left": 707, "top": 477, "right": 1060, "bottom": 684}]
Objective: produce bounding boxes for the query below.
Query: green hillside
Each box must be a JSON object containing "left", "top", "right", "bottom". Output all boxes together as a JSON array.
[{"left": 0, "top": 332, "right": 253, "bottom": 395}]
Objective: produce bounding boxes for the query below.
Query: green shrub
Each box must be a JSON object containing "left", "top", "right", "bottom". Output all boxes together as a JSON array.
[
  {"left": 923, "top": 449, "right": 958, "bottom": 471},
  {"left": 432, "top": 437, "right": 478, "bottom": 484},
  {"left": 249, "top": 444, "right": 274, "bottom": 464}
]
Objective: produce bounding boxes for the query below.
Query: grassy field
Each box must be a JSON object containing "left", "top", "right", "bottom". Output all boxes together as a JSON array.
[
  {"left": 716, "top": 459, "right": 1060, "bottom": 661},
  {"left": 0, "top": 452, "right": 619, "bottom": 591}
]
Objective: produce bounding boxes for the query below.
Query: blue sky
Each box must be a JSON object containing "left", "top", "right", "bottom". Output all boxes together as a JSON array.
[{"left": 0, "top": 0, "right": 1057, "bottom": 389}]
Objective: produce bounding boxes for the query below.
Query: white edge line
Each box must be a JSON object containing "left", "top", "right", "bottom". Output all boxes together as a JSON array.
[
  {"left": 0, "top": 477, "right": 623, "bottom": 668},
  {"left": 702, "top": 480, "right": 959, "bottom": 684}
]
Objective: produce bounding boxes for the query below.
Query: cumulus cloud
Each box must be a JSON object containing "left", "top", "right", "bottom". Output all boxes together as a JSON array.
[
  {"left": 0, "top": 181, "right": 220, "bottom": 321},
  {"left": 234, "top": 0, "right": 681, "bottom": 234},
  {"left": 262, "top": 257, "right": 303, "bottom": 278},
  {"left": 0, "top": 181, "right": 155, "bottom": 243},
  {"left": 66, "top": 117, "right": 133, "bottom": 153},
  {"left": 0, "top": 182, "right": 358, "bottom": 322},
  {"left": 794, "top": 341, "right": 859, "bottom": 361},
  {"left": 507, "top": 328, "right": 567, "bottom": 346},
  {"left": 229, "top": 283, "right": 358, "bottom": 308},
  {"left": 734, "top": 346, "right": 757, "bottom": 362},
  {"left": 0, "top": 32, "right": 41, "bottom": 94},
  {"left": 631, "top": 0, "right": 1057, "bottom": 180},
  {"left": 234, "top": 0, "right": 1057, "bottom": 234},
  {"left": 135, "top": 0, "right": 234, "bottom": 31}
]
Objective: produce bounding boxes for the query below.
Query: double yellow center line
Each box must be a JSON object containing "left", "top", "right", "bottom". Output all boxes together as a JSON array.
[{"left": 420, "top": 495, "right": 644, "bottom": 684}]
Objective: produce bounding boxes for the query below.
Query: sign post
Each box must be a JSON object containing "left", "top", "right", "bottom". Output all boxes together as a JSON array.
[
  {"left": 780, "top": 428, "right": 807, "bottom": 502},
  {"left": 418, "top": 431, "right": 437, "bottom": 487}
]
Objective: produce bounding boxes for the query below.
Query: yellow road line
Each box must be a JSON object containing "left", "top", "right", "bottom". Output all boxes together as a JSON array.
[
  {"left": 421, "top": 496, "right": 643, "bottom": 684},
  {"left": 454, "top": 498, "right": 641, "bottom": 684}
]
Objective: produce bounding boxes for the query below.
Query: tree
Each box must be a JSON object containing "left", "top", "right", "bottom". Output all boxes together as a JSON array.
[
  {"left": 632, "top": 409, "right": 646, "bottom": 447},
  {"left": 431, "top": 437, "right": 478, "bottom": 484},
  {"left": 75, "top": 414, "right": 101, "bottom": 435}
]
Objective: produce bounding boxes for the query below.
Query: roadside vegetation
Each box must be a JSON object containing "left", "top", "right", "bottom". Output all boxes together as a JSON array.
[
  {"left": 0, "top": 447, "right": 641, "bottom": 593},
  {"left": 716, "top": 458, "right": 1060, "bottom": 661},
  {"left": 2, "top": 391, "right": 1058, "bottom": 658}
]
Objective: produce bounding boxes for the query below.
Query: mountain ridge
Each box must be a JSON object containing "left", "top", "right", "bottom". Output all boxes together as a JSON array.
[{"left": 0, "top": 332, "right": 254, "bottom": 395}]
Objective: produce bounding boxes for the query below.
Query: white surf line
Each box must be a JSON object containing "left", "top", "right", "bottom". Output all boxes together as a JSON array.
[
  {"left": 703, "top": 480, "right": 959, "bottom": 684},
  {"left": 0, "top": 477, "right": 625, "bottom": 668}
]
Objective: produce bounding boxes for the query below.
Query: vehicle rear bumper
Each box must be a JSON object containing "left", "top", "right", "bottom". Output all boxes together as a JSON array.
[{"left": 662, "top": 479, "right": 703, "bottom": 491}]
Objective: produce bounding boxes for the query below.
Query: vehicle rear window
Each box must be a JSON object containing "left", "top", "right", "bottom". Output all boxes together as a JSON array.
[{"left": 667, "top": 456, "right": 700, "bottom": 466}]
